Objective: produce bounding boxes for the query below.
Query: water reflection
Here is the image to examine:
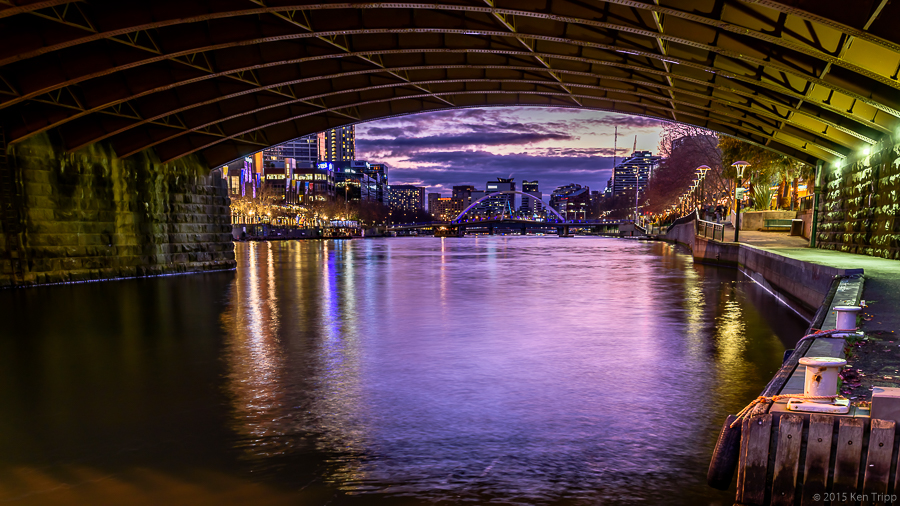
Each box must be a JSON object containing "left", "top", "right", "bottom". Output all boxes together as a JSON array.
[
  {"left": 218, "top": 237, "right": 805, "bottom": 505},
  {"left": 0, "top": 237, "right": 804, "bottom": 505}
]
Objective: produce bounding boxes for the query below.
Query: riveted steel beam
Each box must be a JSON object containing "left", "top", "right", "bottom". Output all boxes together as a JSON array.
[
  {"left": 2, "top": 24, "right": 898, "bottom": 126},
  {"left": 5, "top": 47, "right": 885, "bottom": 154},
  {"left": 0, "top": 0, "right": 896, "bottom": 167},
  {"left": 140, "top": 89, "right": 845, "bottom": 164},
  {"left": 97, "top": 76, "right": 854, "bottom": 160}
]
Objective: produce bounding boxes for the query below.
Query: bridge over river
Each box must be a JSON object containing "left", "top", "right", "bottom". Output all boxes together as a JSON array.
[
  {"left": 0, "top": 0, "right": 898, "bottom": 285},
  {"left": 387, "top": 218, "right": 640, "bottom": 237}
]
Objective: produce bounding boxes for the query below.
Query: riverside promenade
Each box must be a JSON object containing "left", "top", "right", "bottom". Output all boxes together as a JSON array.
[
  {"left": 681, "top": 222, "right": 900, "bottom": 504},
  {"left": 723, "top": 229, "right": 900, "bottom": 333}
]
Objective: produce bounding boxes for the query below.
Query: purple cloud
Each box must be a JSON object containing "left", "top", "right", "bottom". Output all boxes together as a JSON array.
[{"left": 356, "top": 106, "right": 664, "bottom": 194}]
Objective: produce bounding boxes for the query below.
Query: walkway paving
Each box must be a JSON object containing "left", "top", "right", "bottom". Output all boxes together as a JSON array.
[{"left": 722, "top": 225, "right": 900, "bottom": 333}]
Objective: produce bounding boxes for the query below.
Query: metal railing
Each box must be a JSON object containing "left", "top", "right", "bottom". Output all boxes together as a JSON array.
[{"left": 696, "top": 218, "right": 725, "bottom": 241}]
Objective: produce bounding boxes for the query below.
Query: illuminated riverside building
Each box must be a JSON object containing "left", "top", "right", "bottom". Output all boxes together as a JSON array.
[
  {"left": 319, "top": 125, "right": 356, "bottom": 162},
  {"left": 428, "top": 193, "right": 441, "bottom": 213},
  {"left": 550, "top": 184, "right": 591, "bottom": 221},
  {"left": 474, "top": 178, "right": 516, "bottom": 216},
  {"left": 335, "top": 160, "right": 384, "bottom": 203},
  {"left": 452, "top": 185, "right": 476, "bottom": 205},
  {"left": 430, "top": 197, "right": 465, "bottom": 221},
  {"left": 389, "top": 185, "right": 426, "bottom": 211},
  {"left": 610, "top": 150, "right": 661, "bottom": 197},
  {"left": 520, "top": 180, "right": 543, "bottom": 215},
  {"left": 259, "top": 125, "right": 356, "bottom": 168}
]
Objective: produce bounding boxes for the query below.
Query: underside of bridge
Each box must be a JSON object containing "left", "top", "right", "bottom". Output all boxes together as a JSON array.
[
  {"left": 1, "top": 0, "right": 900, "bottom": 285},
  {"left": 3, "top": 0, "right": 900, "bottom": 165}
]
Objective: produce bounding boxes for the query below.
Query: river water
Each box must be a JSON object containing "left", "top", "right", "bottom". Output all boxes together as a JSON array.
[{"left": 0, "top": 237, "right": 807, "bottom": 505}]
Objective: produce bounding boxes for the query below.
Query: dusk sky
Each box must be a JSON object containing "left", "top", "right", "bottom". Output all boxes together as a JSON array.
[{"left": 356, "top": 107, "right": 666, "bottom": 196}]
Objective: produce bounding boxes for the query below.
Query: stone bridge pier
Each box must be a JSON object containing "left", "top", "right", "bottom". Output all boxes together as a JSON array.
[{"left": 0, "top": 134, "right": 235, "bottom": 287}]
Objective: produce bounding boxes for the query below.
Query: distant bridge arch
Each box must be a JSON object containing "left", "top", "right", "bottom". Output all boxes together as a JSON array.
[{"left": 453, "top": 191, "right": 565, "bottom": 223}]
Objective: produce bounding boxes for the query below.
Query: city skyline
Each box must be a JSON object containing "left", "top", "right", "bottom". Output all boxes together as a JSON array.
[{"left": 356, "top": 107, "right": 665, "bottom": 195}]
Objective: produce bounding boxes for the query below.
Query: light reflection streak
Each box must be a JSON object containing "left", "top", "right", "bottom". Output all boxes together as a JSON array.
[
  {"left": 222, "top": 241, "right": 288, "bottom": 458},
  {"left": 215, "top": 238, "right": 798, "bottom": 503}
]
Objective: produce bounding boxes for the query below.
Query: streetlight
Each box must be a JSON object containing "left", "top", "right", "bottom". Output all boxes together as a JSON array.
[
  {"left": 732, "top": 161, "right": 751, "bottom": 242},
  {"left": 697, "top": 165, "right": 711, "bottom": 213}
]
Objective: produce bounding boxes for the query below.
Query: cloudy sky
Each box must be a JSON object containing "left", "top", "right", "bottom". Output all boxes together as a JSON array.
[{"left": 356, "top": 107, "right": 665, "bottom": 196}]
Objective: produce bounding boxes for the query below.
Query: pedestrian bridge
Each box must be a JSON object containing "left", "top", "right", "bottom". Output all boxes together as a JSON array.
[{"left": 387, "top": 218, "right": 637, "bottom": 237}]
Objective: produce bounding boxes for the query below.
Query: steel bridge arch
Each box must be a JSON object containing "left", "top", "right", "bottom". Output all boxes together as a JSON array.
[
  {"left": 453, "top": 191, "right": 565, "bottom": 224},
  {"left": 1, "top": 0, "right": 899, "bottom": 167}
]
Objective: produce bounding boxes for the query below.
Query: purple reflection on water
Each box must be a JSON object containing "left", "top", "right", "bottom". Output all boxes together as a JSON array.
[{"left": 222, "top": 237, "right": 805, "bottom": 504}]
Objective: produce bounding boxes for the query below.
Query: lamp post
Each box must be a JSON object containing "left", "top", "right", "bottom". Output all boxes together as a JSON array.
[
  {"left": 732, "top": 161, "right": 750, "bottom": 242},
  {"left": 698, "top": 165, "right": 711, "bottom": 215}
]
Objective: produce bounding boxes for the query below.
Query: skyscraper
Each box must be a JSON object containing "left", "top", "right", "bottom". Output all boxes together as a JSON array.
[
  {"left": 265, "top": 134, "right": 319, "bottom": 167},
  {"left": 611, "top": 150, "right": 661, "bottom": 196},
  {"left": 260, "top": 125, "right": 356, "bottom": 167},
  {"left": 452, "top": 185, "right": 476, "bottom": 205},
  {"left": 428, "top": 193, "right": 441, "bottom": 213},
  {"left": 520, "top": 180, "right": 543, "bottom": 215},
  {"left": 319, "top": 125, "right": 356, "bottom": 162},
  {"left": 550, "top": 184, "right": 591, "bottom": 220},
  {"left": 389, "top": 185, "right": 426, "bottom": 211},
  {"left": 480, "top": 178, "right": 516, "bottom": 216}
]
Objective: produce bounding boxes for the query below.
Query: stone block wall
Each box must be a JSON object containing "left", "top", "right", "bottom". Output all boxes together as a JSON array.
[
  {"left": 817, "top": 141, "right": 900, "bottom": 258},
  {"left": 0, "top": 133, "right": 235, "bottom": 286}
]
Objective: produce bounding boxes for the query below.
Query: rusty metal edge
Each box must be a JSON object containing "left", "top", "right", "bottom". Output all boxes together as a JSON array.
[{"left": 759, "top": 275, "right": 843, "bottom": 399}]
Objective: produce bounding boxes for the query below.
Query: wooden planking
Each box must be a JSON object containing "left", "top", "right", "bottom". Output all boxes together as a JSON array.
[
  {"left": 771, "top": 414, "right": 804, "bottom": 506},
  {"left": 736, "top": 416, "right": 751, "bottom": 504},
  {"left": 863, "top": 419, "right": 896, "bottom": 506},
  {"left": 741, "top": 414, "right": 773, "bottom": 506},
  {"left": 832, "top": 418, "right": 865, "bottom": 506},
  {"left": 801, "top": 415, "right": 835, "bottom": 506}
]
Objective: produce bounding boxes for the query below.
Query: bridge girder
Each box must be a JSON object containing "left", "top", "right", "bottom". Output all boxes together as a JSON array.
[{"left": 1, "top": 0, "right": 899, "bottom": 166}]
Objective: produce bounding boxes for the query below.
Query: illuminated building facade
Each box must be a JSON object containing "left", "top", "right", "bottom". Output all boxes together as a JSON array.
[
  {"left": 259, "top": 125, "right": 356, "bottom": 167},
  {"left": 550, "top": 184, "right": 591, "bottom": 220},
  {"left": 452, "top": 185, "right": 475, "bottom": 205},
  {"left": 389, "top": 185, "right": 426, "bottom": 211},
  {"left": 478, "top": 178, "right": 516, "bottom": 216},
  {"left": 611, "top": 151, "right": 661, "bottom": 197},
  {"left": 318, "top": 125, "right": 356, "bottom": 162},
  {"left": 519, "top": 180, "right": 543, "bottom": 215},
  {"left": 430, "top": 197, "right": 465, "bottom": 221}
]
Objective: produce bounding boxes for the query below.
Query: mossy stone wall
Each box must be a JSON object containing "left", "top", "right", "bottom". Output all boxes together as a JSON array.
[
  {"left": 0, "top": 133, "right": 235, "bottom": 286},
  {"left": 817, "top": 141, "right": 900, "bottom": 258}
]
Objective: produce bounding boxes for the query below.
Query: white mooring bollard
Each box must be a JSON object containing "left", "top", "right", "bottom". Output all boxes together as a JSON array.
[
  {"left": 834, "top": 305, "right": 862, "bottom": 331},
  {"left": 786, "top": 356, "right": 850, "bottom": 414}
]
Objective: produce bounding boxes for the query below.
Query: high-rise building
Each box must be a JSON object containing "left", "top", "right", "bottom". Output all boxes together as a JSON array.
[
  {"left": 550, "top": 184, "right": 591, "bottom": 220},
  {"left": 364, "top": 163, "right": 389, "bottom": 205},
  {"left": 319, "top": 125, "right": 356, "bottom": 162},
  {"left": 260, "top": 125, "right": 356, "bottom": 167},
  {"left": 389, "top": 185, "right": 426, "bottom": 211},
  {"left": 430, "top": 197, "right": 465, "bottom": 221},
  {"left": 519, "top": 180, "right": 543, "bottom": 215},
  {"left": 334, "top": 160, "right": 383, "bottom": 203},
  {"left": 264, "top": 134, "right": 319, "bottom": 167},
  {"left": 479, "top": 178, "right": 516, "bottom": 216},
  {"left": 452, "top": 185, "right": 475, "bottom": 203},
  {"left": 611, "top": 150, "right": 661, "bottom": 196},
  {"left": 428, "top": 193, "right": 441, "bottom": 212}
]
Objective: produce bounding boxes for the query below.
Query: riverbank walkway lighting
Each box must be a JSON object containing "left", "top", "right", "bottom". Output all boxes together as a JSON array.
[{"left": 732, "top": 161, "right": 751, "bottom": 242}]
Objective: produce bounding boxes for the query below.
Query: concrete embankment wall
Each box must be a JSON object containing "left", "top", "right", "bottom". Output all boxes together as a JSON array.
[
  {"left": 0, "top": 133, "right": 235, "bottom": 287},
  {"left": 666, "top": 219, "right": 849, "bottom": 317}
]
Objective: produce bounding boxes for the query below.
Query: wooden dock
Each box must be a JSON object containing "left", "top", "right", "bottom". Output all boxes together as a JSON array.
[
  {"left": 727, "top": 273, "right": 891, "bottom": 505},
  {"left": 736, "top": 413, "right": 898, "bottom": 506}
]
